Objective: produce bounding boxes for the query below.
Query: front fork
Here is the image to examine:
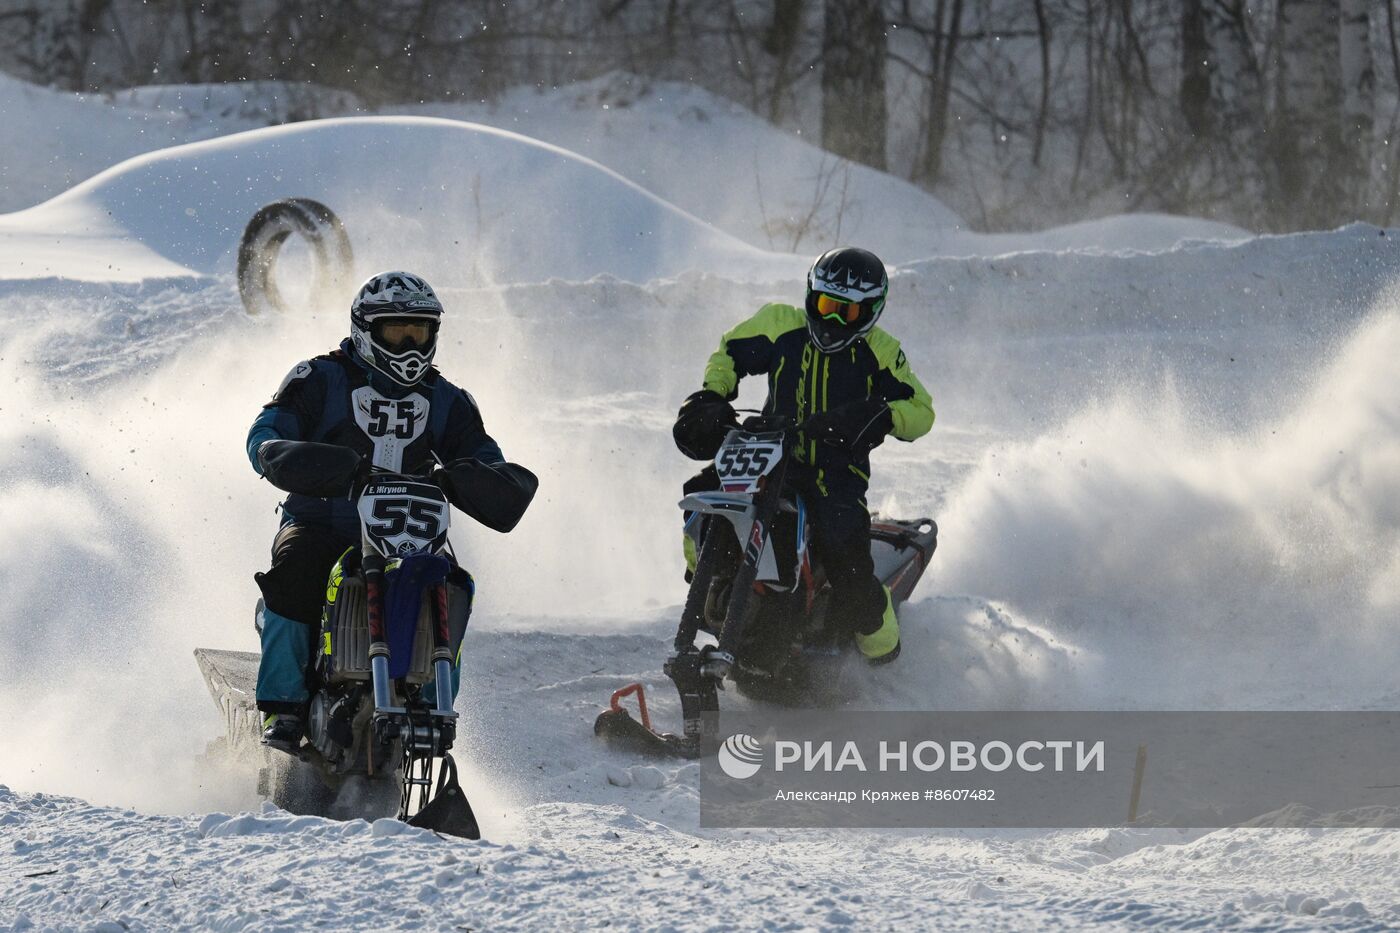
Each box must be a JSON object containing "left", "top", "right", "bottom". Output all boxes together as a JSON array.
[
  {"left": 364, "top": 553, "right": 457, "bottom": 760},
  {"left": 684, "top": 451, "right": 790, "bottom": 667},
  {"left": 664, "top": 484, "right": 783, "bottom": 754}
]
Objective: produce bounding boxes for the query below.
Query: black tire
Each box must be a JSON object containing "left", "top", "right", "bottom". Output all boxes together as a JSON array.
[
  {"left": 237, "top": 197, "right": 354, "bottom": 315},
  {"left": 676, "top": 519, "right": 734, "bottom": 648}
]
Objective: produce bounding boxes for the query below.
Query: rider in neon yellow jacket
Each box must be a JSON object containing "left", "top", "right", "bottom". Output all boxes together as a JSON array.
[{"left": 673, "top": 247, "right": 933, "bottom": 662}]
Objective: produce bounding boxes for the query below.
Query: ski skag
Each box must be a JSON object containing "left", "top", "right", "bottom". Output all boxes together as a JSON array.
[{"left": 595, "top": 415, "right": 937, "bottom": 758}]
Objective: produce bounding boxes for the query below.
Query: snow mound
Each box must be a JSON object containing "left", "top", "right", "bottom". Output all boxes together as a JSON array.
[
  {"left": 0, "top": 70, "right": 1247, "bottom": 267},
  {"left": 414, "top": 72, "right": 1250, "bottom": 261},
  {"left": 412, "top": 72, "right": 964, "bottom": 262},
  {"left": 0, "top": 115, "right": 796, "bottom": 285},
  {"left": 0, "top": 73, "right": 365, "bottom": 215},
  {"left": 8, "top": 784, "right": 1400, "bottom": 930},
  {"left": 0, "top": 72, "right": 194, "bottom": 215}
]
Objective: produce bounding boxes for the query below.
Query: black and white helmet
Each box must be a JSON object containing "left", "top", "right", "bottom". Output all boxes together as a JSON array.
[
  {"left": 349, "top": 271, "right": 444, "bottom": 386},
  {"left": 804, "top": 247, "right": 888, "bottom": 353}
]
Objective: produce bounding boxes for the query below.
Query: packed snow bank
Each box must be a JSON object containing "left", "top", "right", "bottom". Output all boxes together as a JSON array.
[
  {"left": 0, "top": 73, "right": 360, "bottom": 215},
  {"left": 418, "top": 74, "right": 1250, "bottom": 260},
  {"left": 410, "top": 73, "right": 965, "bottom": 262},
  {"left": 7, "top": 781, "right": 1400, "bottom": 930},
  {"left": 891, "top": 225, "right": 1400, "bottom": 428},
  {"left": 0, "top": 73, "right": 193, "bottom": 215},
  {"left": 0, "top": 115, "right": 796, "bottom": 284},
  {"left": 0, "top": 70, "right": 1247, "bottom": 266}
]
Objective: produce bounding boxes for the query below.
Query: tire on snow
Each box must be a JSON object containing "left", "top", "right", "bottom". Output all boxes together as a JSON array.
[
  {"left": 237, "top": 197, "right": 354, "bottom": 315},
  {"left": 263, "top": 753, "right": 338, "bottom": 817}
]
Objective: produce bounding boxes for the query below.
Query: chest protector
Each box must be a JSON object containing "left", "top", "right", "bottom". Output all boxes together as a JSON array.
[{"left": 316, "top": 354, "right": 437, "bottom": 474}]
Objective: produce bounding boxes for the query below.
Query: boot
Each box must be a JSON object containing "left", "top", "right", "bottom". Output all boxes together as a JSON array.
[
  {"left": 261, "top": 713, "right": 303, "bottom": 753},
  {"left": 854, "top": 585, "right": 900, "bottom": 664}
]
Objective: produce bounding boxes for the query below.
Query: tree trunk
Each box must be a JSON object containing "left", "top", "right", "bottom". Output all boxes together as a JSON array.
[
  {"left": 1032, "top": 0, "right": 1051, "bottom": 167},
  {"left": 918, "top": 0, "right": 963, "bottom": 185},
  {"left": 1191, "top": 0, "right": 1269, "bottom": 224},
  {"left": 1071, "top": 0, "right": 1095, "bottom": 192},
  {"left": 1339, "top": 0, "right": 1375, "bottom": 218},
  {"left": 1274, "top": 0, "right": 1343, "bottom": 229},
  {"left": 821, "top": 0, "right": 887, "bottom": 171},
  {"left": 763, "top": 0, "right": 805, "bottom": 124},
  {"left": 1181, "top": 0, "right": 1211, "bottom": 137}
]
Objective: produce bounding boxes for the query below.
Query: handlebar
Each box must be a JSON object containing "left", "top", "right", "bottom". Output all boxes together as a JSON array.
[
  {"left": 725, "top": 412, "right": 871, "bottom": 462},
  {"left": 733, "top": 412, "right": 832, "bottom": 440}
]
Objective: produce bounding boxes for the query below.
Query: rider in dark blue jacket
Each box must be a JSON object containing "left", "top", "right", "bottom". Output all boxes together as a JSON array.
[{"left": 246, "top": 271, "right": 535, "bottom": 751}]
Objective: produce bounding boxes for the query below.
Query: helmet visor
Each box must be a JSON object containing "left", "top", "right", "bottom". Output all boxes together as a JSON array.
[{"left": 374, "top": 319, "right": 437, "bottom": 351}]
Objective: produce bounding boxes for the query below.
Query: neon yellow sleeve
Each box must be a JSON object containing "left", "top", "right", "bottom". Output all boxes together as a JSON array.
[
  {"left": 701, "top": 303, "right": 806, "bottom": 399},
  {"left": 866, "top": 329, "right": 934, "bottom": 441}
]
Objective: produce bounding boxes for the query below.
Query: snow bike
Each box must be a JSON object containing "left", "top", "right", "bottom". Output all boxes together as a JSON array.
[
  {"left": 195, "top": 471, "right": 479, "bottom": 837},
  {"left": 594, "top": 414, "right": 937, "bottom": 759}
]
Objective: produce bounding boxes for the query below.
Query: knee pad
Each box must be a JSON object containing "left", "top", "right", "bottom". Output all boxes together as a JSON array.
[
  {"left": 256, "top": 530, "right": 349, "bottom": 624},
  {"left": 255, "top": 562, "right": 328, "bottom": 625}
]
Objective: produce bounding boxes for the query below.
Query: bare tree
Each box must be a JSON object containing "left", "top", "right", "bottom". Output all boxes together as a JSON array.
[
  {"left": 1178, "top": 0, "right": 1269, "bottom": 223},
  {"left": 761, "top": 0, "right": 805, "bottom": 124},
  {"left": 821, "top": 0, "right": 887, "bottom": 171},
  {"left": 1339, "top": 0, "right": 1375, "bottom": 218},
  {"left": 1181, "top": 0, "right": 1211, "bottom": 137},
  {"left": 917, "top": 0, "right": 964, "bottom": 186},
  {"left": 3, "top": 0, "right": 1395, "bottom": 234},
  {"left": 1031, "top": 0, "right": 1052, "bottom": 167},
  {"left": 1273, "top": 0, "right": 1343, "bottom": 229}
]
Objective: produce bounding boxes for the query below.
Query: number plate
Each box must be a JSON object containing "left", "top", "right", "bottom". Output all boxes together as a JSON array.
[
  {"left": 715, "top": 438, "right": 782, "bottom": 493},
  {"left": 357, "top": 480, "right": 451, "bottom": 557}
]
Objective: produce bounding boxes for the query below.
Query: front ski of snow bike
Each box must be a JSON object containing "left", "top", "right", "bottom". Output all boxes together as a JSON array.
[{"left": 593, "top": 649, "right": 725, "bottom": 759}]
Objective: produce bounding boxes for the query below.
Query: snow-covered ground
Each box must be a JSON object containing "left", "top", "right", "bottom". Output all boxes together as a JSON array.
[{"left": 2, "top": 73, "right": 1400, "bottom": 930}]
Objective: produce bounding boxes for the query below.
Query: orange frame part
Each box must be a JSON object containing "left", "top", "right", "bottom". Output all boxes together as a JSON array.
[{"left": 608, "top": 683, "right": 652, "bottom": 731}]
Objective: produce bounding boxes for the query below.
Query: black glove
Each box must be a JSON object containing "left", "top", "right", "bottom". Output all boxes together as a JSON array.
[
  {"left": 257, "top": 439, "right": 368, "bottom": 498},
  {"left": 349, "top": 455, "right": 374, "bottom": 498},
  {"left": 673, "top": 389, "right": 739, "bottom": 461},
  {"left": 432, "top": 458, "right": 539, "bottom": 532},
  {"left": 803, "top": 399, "right": 893, "bottom": 454}
]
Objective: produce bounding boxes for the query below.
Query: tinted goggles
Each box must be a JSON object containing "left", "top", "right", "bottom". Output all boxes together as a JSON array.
[
  {"left": 374, "top": 318, "right": 438, "bottom": 350},
  {"left": 813, "top": 292, "right": 865, "bottom": 325}
]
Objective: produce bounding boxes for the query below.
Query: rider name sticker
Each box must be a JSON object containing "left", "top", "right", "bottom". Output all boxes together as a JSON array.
[{"left": 699, "top": 710, "right": 1400, "bottom": 828}]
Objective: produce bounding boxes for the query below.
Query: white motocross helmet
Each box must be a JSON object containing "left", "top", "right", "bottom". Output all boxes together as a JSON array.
[{"left": 349, "top": 271, "right": 444, "bottom": 386}]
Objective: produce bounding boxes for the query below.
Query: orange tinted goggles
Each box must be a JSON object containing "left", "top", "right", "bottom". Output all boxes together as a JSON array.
[{"left": 814, "top": 292, "right": 863, "bottom": 324}]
